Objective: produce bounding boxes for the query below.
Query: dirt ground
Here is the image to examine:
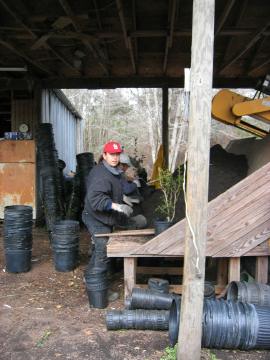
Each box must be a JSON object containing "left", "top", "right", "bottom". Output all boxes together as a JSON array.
[{"left": 0, "top": 226, "right": 270, "bottom": 360}]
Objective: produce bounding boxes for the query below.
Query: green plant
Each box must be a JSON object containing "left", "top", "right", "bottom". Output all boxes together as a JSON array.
[
  {"left": 156, "top": 166, "right": 184, "bottom": 222},
  {"left": 160, "top": 345, "right": 177, "bottom": 360}
]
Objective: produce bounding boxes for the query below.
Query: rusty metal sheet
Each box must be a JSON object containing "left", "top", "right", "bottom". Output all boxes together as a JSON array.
[
  {"left": 0, "top": 140, "right": 35, "bottom": 163},
  {"left": 0, "top": 163, "right": 36, "bottom": 219}
]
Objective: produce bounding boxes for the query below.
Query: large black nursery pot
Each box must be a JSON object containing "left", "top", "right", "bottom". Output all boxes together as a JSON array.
[{"left": 154, "top": 219, "right": 173, "bottom": 235}]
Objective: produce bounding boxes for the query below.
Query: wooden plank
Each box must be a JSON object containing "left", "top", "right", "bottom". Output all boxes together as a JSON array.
[
  {"left": 162, "top": 86, "right": 169, "bottom": 168},
  {"left": 95, "top": 228, "right": 155, "bottom": 237},
  {"left": 136, "top": 266, "right": 183, "bottom": 275},
  {"left": 107, "top": 235, "right": 151, "bottom": 257},
  {"left": 124, "top": 257, "right": 137, "bottom": 298},
  {"left": 228, "top": 258, "right": 240, "bottom": 282},
  {"left": 255, "top": 256, "right": 268, "bottom": 283},
  {"left": 244, "top": 240, "right": 270, "bottom": 256},
  {"left": 217, "top": 258, "right": 228, "bottom": 285},
  {"left": 133, "top": 162, "right": 270, "bottom": 257},
  {"left": 178, "top": 0, "right": 215, "bottom": 358}
]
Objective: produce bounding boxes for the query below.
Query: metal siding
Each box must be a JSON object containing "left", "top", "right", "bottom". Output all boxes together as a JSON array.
[{"left": 41, "top": 89, "right": 79, "bottom": 172}]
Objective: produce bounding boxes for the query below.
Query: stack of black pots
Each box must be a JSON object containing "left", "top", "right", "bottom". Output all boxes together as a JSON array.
[
  {"left": 84, "top": 267, "right": 108, "bottom": 309},
  {"left": 66, "top": 173, "right": 81, "bottom": 220},
  {"left": 3, "top": 205, "right": 33, "bottom": 272},
  {"left": 37, "top": 123, "right": 65, "bottom": 234},
  {"left": 169, "top": 298, "right": 270, "bottom": 349},
  {"left": 52, "top": 220, "right": 80, "bottom": 271},
  {"left": 76, "top": 152, "right": 95, "bottom": 200}
]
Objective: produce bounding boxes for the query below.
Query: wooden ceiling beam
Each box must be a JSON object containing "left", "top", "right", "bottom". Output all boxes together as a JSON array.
[
  {"left": 248, "top": 57, "right": 270, "bottom": 75},
  {"left": 215, "top": 0, "right": 236, "bottom": 37},
  {"left": 116, "top": 0, "right": 136, "bottom": 74},
  {"left": 0, "top": 38, "right": 53, "bottom": 75},
  {"left": 219, "top": 20, "right": 270, "bottom": 74},
  {"left": 132, "top": 0, "right": 138, "bottom": 62},
  {"left": 0, "top": 0, "right": 79, "bottom": 74},
  {"left": 163, "top": 0, "right": 177, "bottom": 73},
  {"left": 245, "top": 36, "right": 267, "bottom": 74},
  {"left": 58, "top": 0, "right": 109, "bottom": 75}
]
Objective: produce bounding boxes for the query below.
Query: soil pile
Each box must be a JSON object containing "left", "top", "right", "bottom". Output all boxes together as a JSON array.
[{"left": 141, "top": 144, "right": 248, "bottom": 226}]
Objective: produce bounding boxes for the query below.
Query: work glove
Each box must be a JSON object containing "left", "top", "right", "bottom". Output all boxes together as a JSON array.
[
  {"left": 123, "top": 195, "right": 134, "bottom": 207},
  {"left": 111, "top": 203, "right": 133, "bottom": 217}
]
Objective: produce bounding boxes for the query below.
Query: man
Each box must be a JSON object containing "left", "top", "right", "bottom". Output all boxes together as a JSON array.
[{"left": 82, "top": 141, "right": 133, "bottom": 301}]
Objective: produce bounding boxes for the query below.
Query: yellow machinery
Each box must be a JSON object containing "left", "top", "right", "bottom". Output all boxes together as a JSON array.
[{"left": 212, "top": 75, "right": 270, "bottom": 138}]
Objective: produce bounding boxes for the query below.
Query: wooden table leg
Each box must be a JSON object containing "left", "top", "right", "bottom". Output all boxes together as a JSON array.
[
  {"left": 228, "top": 257, "right": 240, "bottom": 282},
  {"left": 217, "top": 258, "right": 228, "bottom": 286},
  {"left": 124, "top": 257, "right": 137, "bottom": 299},
  {"left": 255, "top": 256, "right": 268, "bottom": 284}
]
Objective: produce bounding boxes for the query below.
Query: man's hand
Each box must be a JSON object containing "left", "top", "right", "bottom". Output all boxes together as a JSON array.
[{"left": 111, "top": 203, "right": 133, "bottom": 217}]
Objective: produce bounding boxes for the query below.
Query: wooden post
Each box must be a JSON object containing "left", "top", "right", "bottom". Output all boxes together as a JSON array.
[
  {"left": 255, "top": 256, "right": 268, "bottom": 283},
  {"left": 124, "top": 257, "right": 137, "bottom": 298},
  {"left": 177, "top": 1, "right": 215, "bottom": 359},
  {"left": 162, "top": 86, "right": 169, "bottom": 168},
  {"left": 217, "top": 258, "right": 228, "bottom": 286},
  {"left": 228, "top": 258, "right": 240, "bottom": 282}
]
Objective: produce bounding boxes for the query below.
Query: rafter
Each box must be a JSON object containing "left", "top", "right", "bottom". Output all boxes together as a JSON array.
[
  {"left": 116, "top": 0, "right": 136, "bottom": 74},
  {"left": 131, "top": 0, "right": 138, "bottom": 62},
  {"left": 215, "top": 0, "right": 236, "bottom": 37},
  {"left": 58, "top": 0, "right": 109, "bottom": 75},
  {"left": 219, "top": 20, "right": 270, "bottom": 74},
  {"left": 0, "top": 0, "right": 79, "bottom": 74},
  {"left": 245, "top": 36, "right": 267, "bottom": 74},
  {"left": 163, "top": 0, "right": 177, "bottom": 73},
  {"left": 248, "top": 57, "right": 270, "bottom": 75},
  {"left": 0, "top": 38, "right": 53, "bottom": 75}
]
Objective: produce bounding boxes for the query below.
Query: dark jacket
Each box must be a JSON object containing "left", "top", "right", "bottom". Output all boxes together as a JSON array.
[
  {"left": 84, "top": 162, "right": 123, "bottom": 226},
  {"left": 120, "top": 175, "right": 138, "bottom": 195}
]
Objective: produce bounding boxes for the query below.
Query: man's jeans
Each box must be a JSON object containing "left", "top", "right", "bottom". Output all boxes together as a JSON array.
[{"left": 82, "top": 210, "right": 112, "bottom": 272}]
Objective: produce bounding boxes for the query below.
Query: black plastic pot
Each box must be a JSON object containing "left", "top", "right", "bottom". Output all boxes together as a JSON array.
[
  {"left": 148, "top": 278, "right": 170, "bottom": 294},
  {"left": 168, "top": 297, "right": 181, "bottom": 346},
  {"left": 227, "top": 281, "right": 270, "bottom": 306},
  {"left": 85, "top": 269, "right": 108, "bottom": 309},
  {"left": 130, "top": 288, "right": 180, "bottom": 310},
  {"left": 106, "top": 309, "right": 169, "bottom": 330},
  {"left": 154, "top": 220, "right": 172, "bottom": 235},
  {"left": 169, "top": 298, "right": 270, "bottom": 350},
  {"left": 5, "top": 249, "right": 32, "bottom": 273},
  {"left": 53, "top": 250, "right": 78, "bottom": 272},
  {"left": 204, "top": 281, "right": 215, "bottom": 299}
]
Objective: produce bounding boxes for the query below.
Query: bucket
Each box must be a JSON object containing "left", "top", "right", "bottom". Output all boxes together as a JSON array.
[
  {"left": 130, "top": 288, "right": 180, "bottom": 310},
  {"left": 53, "top": 249, "right": 78, "bottom": 272},
  {"left": 154, "top": 220, "right": 172, "bottom": 235},
  {"left": 148, "top": 278, "right": 169, "bottom": 294},
  {"left": 106, "top": 309, "right": 169, "bottom": 330},
  {"left": 85, "top": 269, "right": 108, "bottom": 309},
  {"left": 227, "top": 281, "right": 270, "bottom": 306},
  {"left": 5, "top": 249, "right": 31, "bottom": 273}
]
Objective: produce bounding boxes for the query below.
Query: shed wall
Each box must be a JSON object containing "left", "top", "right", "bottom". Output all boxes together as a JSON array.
[{"left": 41, "top": 89, "right": 80, "bottom": 172}]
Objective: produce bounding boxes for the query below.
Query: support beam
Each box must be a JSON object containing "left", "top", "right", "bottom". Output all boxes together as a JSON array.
[
  {"left": 255, "top": 256, "right": 268, "bottom": 284},
  {"left": 214, "top": 0, "right": 236, "bottom": 37},
  {"left": 228, "top": 258, "right": 240, "bottom": 282},
  {"left": 116, "top": 0, "right": 136, "bottom": 74},
  {"left": 0, "top": 0, "right": 77, "bottom": 74},
  {"left": 217, "top": 258, "right": 228, "bottom": 286},
  {"left": 124, "top": 257, "right": 137, "bottom": 298},
  {"left": 248, "top": 58, "right": 270, "bottom": 75},
  {"left": 177, "top": 0, "right": 215, "bottom": 359},
  {"left": 163, "top": 0, "right": 177, "bottom": 73},
  {"left": 162, "top": 87, "right": 169, "bottom": 169},
  {"left": 219, "top": 20, "right": 270, "bottom": 74},
  {"left": 0, "top": 38, "right": 53, "bottom": 75},
  {"left": 58, "top": 0, "right": 109, "bottom": 75}
]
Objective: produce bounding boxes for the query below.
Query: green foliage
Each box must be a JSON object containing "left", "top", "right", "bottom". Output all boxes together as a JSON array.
[
  {"left": 36, "top": 329, "right": 52, "bottom": 348},
  {"left": 160, "top": 345, "right": 177, "bottom": 360},
  {"left": 156, "top": 166, "right": 184, "bottom": 222}
]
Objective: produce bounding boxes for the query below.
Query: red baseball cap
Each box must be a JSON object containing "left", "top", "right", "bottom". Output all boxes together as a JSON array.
[{"left": 103, "top": 141, "right": 122, "bottom": 154}]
